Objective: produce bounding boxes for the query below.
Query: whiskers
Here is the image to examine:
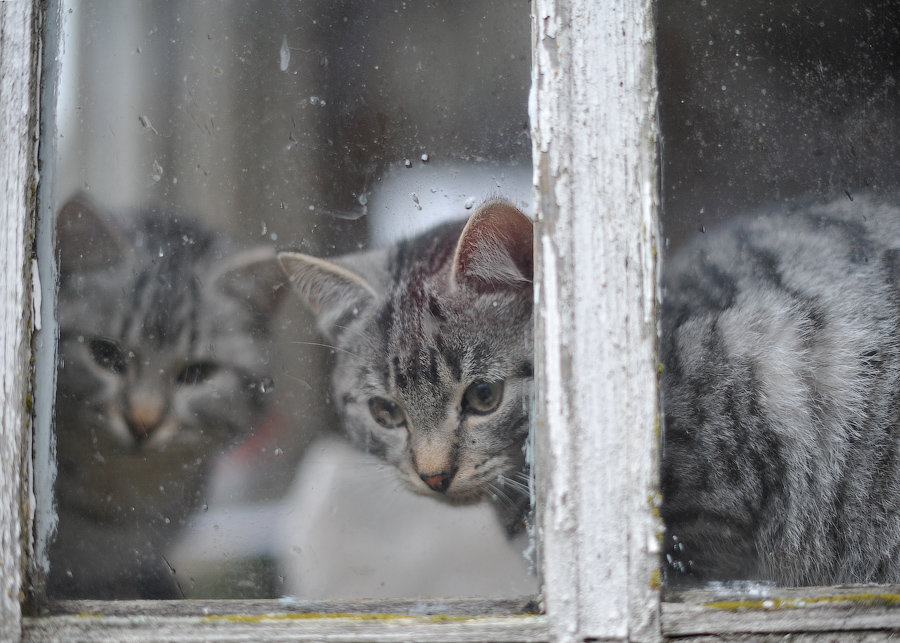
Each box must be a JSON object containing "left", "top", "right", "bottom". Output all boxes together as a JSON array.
[
  {"left": 485, "top": 480, "right": 520, "bottom": 514},
  {"left": 480, "top": 463, "right": 530, "bottom": 510},
  {"left": 286, "top": 340, "right": 362, "bottom": 359},
  {"left": 279, "top": 371, "right": 314, "bottom": 391},
  {"left": 499, "top": 470, "right": 531, "bottom": 497}
]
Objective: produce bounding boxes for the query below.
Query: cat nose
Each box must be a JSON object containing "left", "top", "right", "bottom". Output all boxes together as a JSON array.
[
  {"left": 126, "top": 400, "right": 165, "bottom": 443},
  {"left": 420, "top": 469, "right": 456, "bottom": 493}
]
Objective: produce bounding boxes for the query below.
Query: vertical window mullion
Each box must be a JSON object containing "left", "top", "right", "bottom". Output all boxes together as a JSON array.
[
  {"left": 531, "top": 0, "right": 661, "bottom": 640},
  {"left": 0, "top": 1, "right": 41, "bottom": 639}
]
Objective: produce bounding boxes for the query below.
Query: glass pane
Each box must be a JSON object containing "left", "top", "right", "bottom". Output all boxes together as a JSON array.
[
  {"left": 658, "top": 0, "right": 900, "bottom": 587},
  {"left": 42, "top": 0, "right": 535, "bottom": 601}
]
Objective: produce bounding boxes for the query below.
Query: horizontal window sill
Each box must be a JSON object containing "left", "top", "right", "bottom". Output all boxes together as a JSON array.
[
  {"left": 25, "top": 597, "right": 547, "bottom": 642},
  {"left": 663, "top": 584, "right": 900, "bottom": 637}
]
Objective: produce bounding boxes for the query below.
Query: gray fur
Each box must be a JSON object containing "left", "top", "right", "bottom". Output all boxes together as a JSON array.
[
  {"left": 661, "top": 194, "right": 900, "bottom": 586},
  {"left": 49, "top": 195, "right": 284, "bottom": 598},
  {"left": 276, "top": 193, "right": 900, "bottom": 586},
  {"left": 278, "top": 200, "right": 534, "bottom": 533}
]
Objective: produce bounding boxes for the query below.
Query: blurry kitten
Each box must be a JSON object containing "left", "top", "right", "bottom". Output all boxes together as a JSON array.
[
  {"left": 48, "top": 195, "right": 285, "bottom": 599},
  {"left": 661, "top": 195, "right": 900, "bottom": 586},
  {"left": 277, "top": 200, "right": 534, "bottom": 533}
]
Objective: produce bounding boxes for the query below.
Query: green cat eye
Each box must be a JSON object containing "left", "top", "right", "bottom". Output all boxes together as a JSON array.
[
  {"left": 462, "top": 380, "right": 504, "bottom": 415},
  {"left": 368, "top": 397, "right": 407, "bottom": 428},
  {"left": 88, "top": 338, "right": 128, "bottom": 375}
]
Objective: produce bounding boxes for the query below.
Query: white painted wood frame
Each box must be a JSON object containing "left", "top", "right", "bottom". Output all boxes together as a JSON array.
[
  {"left": 1, "top": 2, "right": 40, "bottom": 641},
  {"left": 530, "top": 0, "right": 662, "bottom": 640}
]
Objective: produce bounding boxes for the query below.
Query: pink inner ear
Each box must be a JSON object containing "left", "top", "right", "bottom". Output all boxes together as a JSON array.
[{"left": 454, "top": 200, "right": 533, "bottom": 292}]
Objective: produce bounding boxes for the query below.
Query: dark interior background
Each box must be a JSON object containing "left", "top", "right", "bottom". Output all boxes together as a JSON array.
[{"left": 657, "top": 0, "right": 900, "bottom": 250}]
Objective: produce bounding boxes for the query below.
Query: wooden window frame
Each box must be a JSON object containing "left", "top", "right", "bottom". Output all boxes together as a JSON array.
[{"left": 4, "top": 0, "right": 900, "bottom": 641}]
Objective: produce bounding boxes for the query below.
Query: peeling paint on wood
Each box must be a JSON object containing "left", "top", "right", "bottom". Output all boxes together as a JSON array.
[
  {"left": 1, "top": 2, "right": 40, "bottom": 640},
  {"left": 531, "top": 0, "right": 661, "bottom": 641}
]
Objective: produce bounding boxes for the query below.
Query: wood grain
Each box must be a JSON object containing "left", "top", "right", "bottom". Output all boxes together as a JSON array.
[
  {"left": 531, "top": 0, "right": 661, "bottom": 640},
  {"left": 1, "top": 2, "right": 40, "bottom": 640}
]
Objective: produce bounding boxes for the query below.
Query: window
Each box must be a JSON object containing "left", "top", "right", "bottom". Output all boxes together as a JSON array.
[
  {"left": 38, "top": 0, "right": 535, "bottom": 605},
  {"left": 4, "top": 0, "right": 899, "bottom": 641}
]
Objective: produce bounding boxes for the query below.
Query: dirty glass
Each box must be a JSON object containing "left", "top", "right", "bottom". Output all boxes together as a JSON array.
[
  {"left": 40, "top": 0, "right": 534, "bottom": 600},
  {"left": 657, "top": 0, "right": 900, "bottom": 588}
]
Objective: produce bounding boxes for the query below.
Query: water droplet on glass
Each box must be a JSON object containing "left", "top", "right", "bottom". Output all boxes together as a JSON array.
[
  {"left": 138, "top": 114, "right": 159, "bottom": 135},
  {"left": 274, "top": 447, "right": 284, "bottom": 457},
  {"left": 411, "top": 193, "right": 421, "bottom": 210},
  {"left": 357, "top": 193, "right": 368, "bottom": 206},
  {"left": 280, "top": 35, "right": 290, "bottom": 71},
  {"left": 404, "top": 159, "right": 412, "bottom": 168},
  {"left": 202, "top": 503, "right": 209, "bottom": 512},
  {"left": 464, "top": 197, "right": 476, "bottom": 209},
  {"left": 259, "top": 376, "right": 275, "bottom": 394},
  {"left": 151, "top": 160, "right": 164, "bottom": 182},
  {"left": 421, "top": 153, "right": 430, "bottom": 163}
]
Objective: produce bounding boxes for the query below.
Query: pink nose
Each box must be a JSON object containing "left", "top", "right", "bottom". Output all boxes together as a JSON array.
[
  {"left": 420, "top": 471, "right": 454, "bottom": 493},
  {"left": 126, "top": 401, "right": 164, "bottom": 443}
]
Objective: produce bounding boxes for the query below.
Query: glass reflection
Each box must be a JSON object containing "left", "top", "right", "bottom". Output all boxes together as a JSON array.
[{"left": 46, "top": 0, "right": 534, "bottom": 600}]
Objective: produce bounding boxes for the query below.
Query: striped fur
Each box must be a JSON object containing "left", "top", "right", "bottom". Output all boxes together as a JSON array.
[
  {"left": 661, "top": 194, "right": 900, "bottom": 585},
  {"left": 49, "top": 195, "right": 284, "bottom": 598},
  {"left": 279, "top": 200, "right": 534, "bottom": 533}
]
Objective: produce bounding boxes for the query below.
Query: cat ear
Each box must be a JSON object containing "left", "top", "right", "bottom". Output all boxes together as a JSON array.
[
  {"left": 451, "top": 199, "right": 533, "bottom": 294},
  {"left": 277, "top": 251, "right": 378, "bottom": 339},
  {"left": 213, "top": 247, "right": 290, "bottom": 320},
  {"left": 56, "top": 193, "right": 127, "bottom": 273}
]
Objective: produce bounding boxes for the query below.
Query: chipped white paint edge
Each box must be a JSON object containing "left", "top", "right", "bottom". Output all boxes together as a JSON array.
[
  {"left": 1, "top": 2, "right": 40, "bottom": 640},
  {"left": 30, "top": 0, "right": 64, "bottom": 601},
  {"left": 531, "top": 0, "right": 661, "bottom": 641}
]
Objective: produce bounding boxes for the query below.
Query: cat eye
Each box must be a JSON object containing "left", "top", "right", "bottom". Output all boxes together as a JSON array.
[
  {"left": 175, "top": 361, "right": 220, "bottom": 385},
  {"left": 87, "top": 338, "right": 128, "bottom": 375},
  {"left": 462, "top": 380, "right": 504, "bottom": 415},
  {"left": 368, "top": 397, "right": 407, "bottom": 428}
]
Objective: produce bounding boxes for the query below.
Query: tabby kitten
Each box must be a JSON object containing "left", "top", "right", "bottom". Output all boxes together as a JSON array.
[
  {"left": 49, "top": 195, "right": 285, "bottom": 599},
  {"left": 277, "top": 200, "right": 534, "bottom": 533},
  {"left": 661, "top": 195, "right": 900, "bottom": 586}
]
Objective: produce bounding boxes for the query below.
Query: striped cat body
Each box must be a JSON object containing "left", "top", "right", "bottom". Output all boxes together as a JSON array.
[{"left": 661, "top": 195, "right": 900, "bottom": 585}]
